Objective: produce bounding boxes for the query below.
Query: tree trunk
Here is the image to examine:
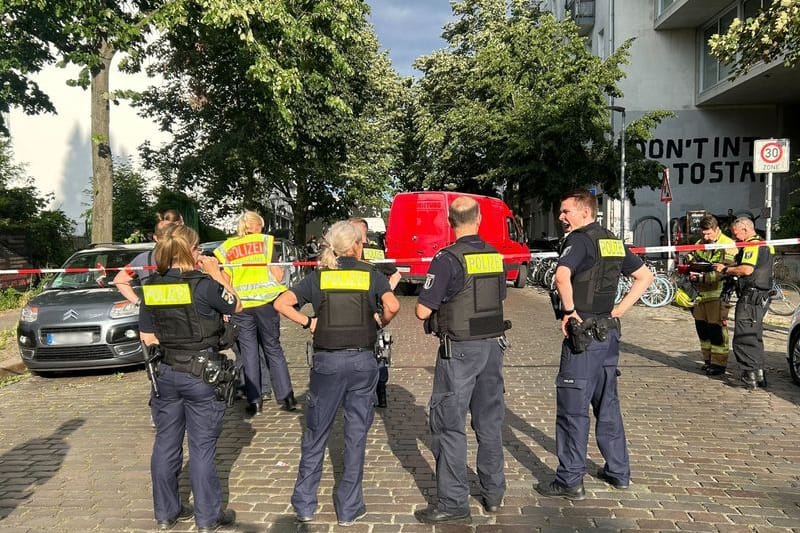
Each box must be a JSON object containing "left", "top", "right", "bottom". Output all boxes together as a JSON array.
[{"left": 90, "top": 40, "right": 114, "bottom": 243}]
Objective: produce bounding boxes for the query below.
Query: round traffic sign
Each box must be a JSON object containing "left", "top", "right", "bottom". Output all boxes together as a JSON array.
[{"left": 760, "top": 142, "right": 783, "bottom": 164}]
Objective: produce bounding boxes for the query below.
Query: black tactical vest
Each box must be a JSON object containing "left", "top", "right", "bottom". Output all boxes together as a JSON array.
[
  {"left": 313, "top": 261, "right": 377, "bottom": 351},
  {"left": 437, "top": 240, "right": 505, "bottom": 341},
  {"left": 736, "top": 237, "right": 773, "bottom": 291},
  {"left": 566, "top": 222, "right": 625, "bottom": 316},
  {"left": 142, "top": 271, "right": 223, "bottom": 352}
]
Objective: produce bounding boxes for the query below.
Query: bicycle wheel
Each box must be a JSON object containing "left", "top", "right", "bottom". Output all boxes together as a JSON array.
[
  {"left": 639, "top": 276, "right": 673, "bottom": 308},
  {"left": 768, "top": 282, "right": 800, "bottom": 316}
]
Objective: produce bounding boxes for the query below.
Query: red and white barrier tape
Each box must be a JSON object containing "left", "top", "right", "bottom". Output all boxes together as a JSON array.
[{"left": 1, "top": 239, "right": 797, "bottom": 276}]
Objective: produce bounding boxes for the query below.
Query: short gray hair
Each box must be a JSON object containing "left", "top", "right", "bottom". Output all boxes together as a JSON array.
[{"left": 732, "top": 217, "right": 754, "bottom": 232}]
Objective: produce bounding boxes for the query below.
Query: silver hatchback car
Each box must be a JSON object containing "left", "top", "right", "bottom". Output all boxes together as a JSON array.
[{"left": 17, "top": 243, "right": 154, "bottom": 373}]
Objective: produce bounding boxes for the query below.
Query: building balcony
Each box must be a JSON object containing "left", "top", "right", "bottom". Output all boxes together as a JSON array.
[
  {"left": 565, "top": 0, "right": 595, "bottom": 36},
  {"left": 655, "top": 0, "right": 733, "bottom": 30},
  {"left": 698, "top": 58, "right": 800, "bottom": 106}
]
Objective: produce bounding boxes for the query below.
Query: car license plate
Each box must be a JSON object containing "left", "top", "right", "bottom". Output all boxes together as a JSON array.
[
  {"left": 45, "top": 332, "right": 95, "bottom": 345},
  {"left": 396, "top": 266, "right": 410, "bottom": 273}
]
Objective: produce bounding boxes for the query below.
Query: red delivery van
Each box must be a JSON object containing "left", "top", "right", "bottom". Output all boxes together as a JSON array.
[{"left": 384, "top": 191, "right": 530, "bottom": 288}]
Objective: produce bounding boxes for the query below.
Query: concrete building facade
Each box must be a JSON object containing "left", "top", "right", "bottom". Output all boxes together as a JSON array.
[{"left": 546, "top": 0, "right": 800, "bottom": 245}]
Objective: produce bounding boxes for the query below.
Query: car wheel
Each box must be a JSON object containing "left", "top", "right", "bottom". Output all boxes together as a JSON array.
[
  {"left": 790, "top": 332, "right": 800, "bottom": 386},
  {"left": 513, "top": 263, "right": 527, "bottom": 288}
]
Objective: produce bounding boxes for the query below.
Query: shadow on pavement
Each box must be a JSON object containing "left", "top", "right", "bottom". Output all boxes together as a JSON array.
[{"left": 0, "top": 418, "right": 85, "bottom": 521}]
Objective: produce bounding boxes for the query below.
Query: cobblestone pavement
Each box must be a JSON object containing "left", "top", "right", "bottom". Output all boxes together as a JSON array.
[{"left": 1, "top": 288, "right": 798, "bottom": 533}]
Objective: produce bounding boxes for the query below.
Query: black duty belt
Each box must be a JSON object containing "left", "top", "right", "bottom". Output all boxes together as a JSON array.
[
  {"left": 313, "top": 346, "right": 373, "bottom": 353},
  {"left": 162, "top": 347, "right": 220, "bottom": 373}
]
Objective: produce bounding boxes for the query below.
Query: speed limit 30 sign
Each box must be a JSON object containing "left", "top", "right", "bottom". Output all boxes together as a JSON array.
[{"left": 754, "top": 138, "right": 790, "bottom": 173}]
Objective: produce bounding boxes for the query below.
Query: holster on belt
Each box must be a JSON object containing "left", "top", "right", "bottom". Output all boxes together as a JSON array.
[{"left": 566, "top": 316, "right": 620, "bottom": 354}]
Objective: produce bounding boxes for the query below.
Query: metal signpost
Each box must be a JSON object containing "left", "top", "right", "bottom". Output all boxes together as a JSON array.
[
  {"left": 660, "top": 167, "right": 673, "bottom": 270},
  {"left": 753, "top": 138, "right": 790, "bottom": 240}
]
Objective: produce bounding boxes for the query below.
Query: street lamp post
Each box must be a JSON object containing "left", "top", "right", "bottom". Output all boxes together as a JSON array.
[{"left": 608, "top": 105, "right": 626, "bottom": 241}]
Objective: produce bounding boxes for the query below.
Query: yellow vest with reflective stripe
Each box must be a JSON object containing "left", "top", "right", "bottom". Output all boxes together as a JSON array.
[
  {"left": 690, "top": 233, "right": 736, "bottom": 299},
  {"left": 214, "top": 233, "right": 286, "bottom": 308}
]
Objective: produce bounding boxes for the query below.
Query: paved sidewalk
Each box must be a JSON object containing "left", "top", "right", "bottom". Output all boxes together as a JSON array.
[{"left": 0, "top": 289, "right": 798, "bottom": 532}]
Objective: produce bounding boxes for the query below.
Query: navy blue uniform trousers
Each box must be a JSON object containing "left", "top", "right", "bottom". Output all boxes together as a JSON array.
[
  {"left": 555, "top": 329, "right": 629, "bottom": 488},
  {"left": 292, "top": 350, "right": 378, "bottom": 522},
  {"left": 429, "top": 338, "right": 505, "bottom": 514},
  {"left": 234, "top": 302, "right": 293, "bottom": 403},
  {"left": 151, "top": 365, "right": 227, "bottom": 529},
  {"left": 732, "top": 291, "right": 769, "bottom": 372}
]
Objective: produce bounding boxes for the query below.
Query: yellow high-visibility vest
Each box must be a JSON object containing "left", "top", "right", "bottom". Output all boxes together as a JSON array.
[{"left": 214, "top": 233, "right": 286, "bottom": 308}]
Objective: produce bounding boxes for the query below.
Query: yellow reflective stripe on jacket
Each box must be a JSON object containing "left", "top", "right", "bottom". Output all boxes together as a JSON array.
[
  {"left": 142, "top": 283, "right": 192, "bottom": 306},
  {"left": 320, "top": 270, "right": 370, "bottom": 290},
  {"left": 464, "top": 253, "right": 504, "bottom": 275},
  {"left": 363, "top": 247, "right": 385, "bottom": 260},
  {"left": 598, "top": 239, "right": 625, "bottom": 257},
  {"left": 693, "top": 233, "right": 737, "bottom": 298},
  {"left": 215, "top": 233, "right": 286, "bottom": 308}
]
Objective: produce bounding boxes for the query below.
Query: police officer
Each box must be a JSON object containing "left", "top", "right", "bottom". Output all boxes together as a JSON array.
[
  {"left": 535, "top": 189, "right": 653, "bottom": 500},
  {"left": 139, "top": 225, "right": 239, "bottom": 532},
  {"left": 214, "top": 210, "right": 296, "bottom": 415},
  {"left": 414, "top": 196, "right": 507, "bottom": 524},
  {"left": 273, "top": 221, "right": 399, "bottom": 526},
  {"left": 714, "top": 217, "right": 773, "bottom": 389},
  {"left": 349, "top": 217, "right": 401, "bottom": 408},
  {"left": 685, "top": 215, "right": 736, "bottom": 375},
  {"left": 114, "top": 210, "right": 184, "bottom": 305}
]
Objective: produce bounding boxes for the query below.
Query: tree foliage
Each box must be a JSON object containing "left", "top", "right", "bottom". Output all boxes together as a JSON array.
[
  {"left": 0, "top": 138, "right": 75, "bottom": 266},
  {"left": 709, "top": 0, "right": 800, "bottom": 76},
  {"left": 135, "top": 0, "right": 404, "bottom": 242},
  {"left": 407, "top": 0, "right": 670, "bottom": 220}
]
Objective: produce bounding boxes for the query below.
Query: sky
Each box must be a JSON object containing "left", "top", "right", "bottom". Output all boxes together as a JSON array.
[{"left": 366, "top": 0, "right": 454, "bottom": 76}]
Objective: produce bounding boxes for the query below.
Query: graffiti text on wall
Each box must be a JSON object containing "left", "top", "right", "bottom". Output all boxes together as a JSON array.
[{"left": 633, "top": 136, "right": 765, "bottom": 185}]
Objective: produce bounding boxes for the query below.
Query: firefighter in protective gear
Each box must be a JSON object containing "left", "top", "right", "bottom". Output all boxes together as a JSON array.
[
  {"left": 139, "top": 225, "right": 240, "bottom": 532},
  {"left": 414, "top": 196, "right": 507, "bottom": 524},
  {"left": 214, "top": 211, "right": 296, "bottom": 415},
  {"left": 535, "top": 189, "right": 653, "bottom": 501},
  {"left": 274, "top": 221, "right": 399, "bottom": 526},
  {"left": 685, "top": 215, "right": 737, "bottom": 376},
  {"left": 715, "top": 217, "right": 774, "bottom": 389}
]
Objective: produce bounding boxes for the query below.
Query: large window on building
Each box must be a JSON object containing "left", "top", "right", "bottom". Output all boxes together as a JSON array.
[
  {"left": 700, "top": 0, "right": 768, "bottom": 92},
  {"left": 658, "top": 0, "right": 675, "bottom": 16},
  {"left": 700, "top": 6, "right": 737, "bottom": 91}
]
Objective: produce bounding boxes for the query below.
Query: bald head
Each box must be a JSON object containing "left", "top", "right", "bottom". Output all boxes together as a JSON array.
[{"left": 448, "top": 196, "right": 480, "bottom": 229}]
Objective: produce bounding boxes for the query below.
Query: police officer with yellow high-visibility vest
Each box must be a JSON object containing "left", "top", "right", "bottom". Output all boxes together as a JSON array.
[
  {"left": 139, "top": 225, "right": 240, "bottom": 532},
  {"left": 685, "top": 215, "right": 737, "bottom": 376},
  {"left": 535, "top": 189, "right": 653, "bottom": 501},
  {"left": 714, "top": 217, "right": 774, "bottom": 389},
  {"left": 274, "top": 221, "right": 399, "bottom": 526},
  {"left": 214, "top": 211, "right": 296, "bottom": 415},
  {"left": 414, "top": 196, "right": 508, "bottom": 524}
]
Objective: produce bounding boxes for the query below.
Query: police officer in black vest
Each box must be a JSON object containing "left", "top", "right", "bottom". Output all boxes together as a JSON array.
[
  {"left": 414, "top": 196, "right": 508, "bottom": 524},
  {"left": 349, "top": 217, "right": 401, "bottom": 408},
  {"left": 535, "top": 189, "right": 653, "bottom": 500},
  {"left": 714, "top": 217, "right": 774, "bottom": 389},
  {"left": 139, "top": 225, "right": 241, "bottom": 532},
  {"left": 274, "top": 221, "right": 400, "bottom": 527}
]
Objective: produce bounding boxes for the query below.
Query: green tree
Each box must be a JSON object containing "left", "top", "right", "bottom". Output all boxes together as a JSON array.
[
  {"left": 0, "top": 0, "right": 162, "bottom": 244},
  {"left": 135, "top": 0, "right": 402, "bottom": 242},
  {"left": 111, "top": 160, "right": 156, "bottom": 242},
  {"left": 409, "top": 0, "right": 670, "bottom": 222},
  {"left": 709, "top": 0, "right": 800, "bottom": 76},
  {"left": 0, "top": 138, "right": 74, "bottom": 266}
]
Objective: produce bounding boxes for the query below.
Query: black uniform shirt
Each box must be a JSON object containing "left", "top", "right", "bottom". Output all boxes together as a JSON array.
[
  {"left": 139, "top": 268, "right": 238, "bottom": 334},
  {"left": 557, "top": 228, "right": 643, "bottom": 279},
  {"left": 418, "top": 235, "right": 507, "bottom": 311},
  {"left": 289, "top": 256, "right": 392, "bottom": 313}
]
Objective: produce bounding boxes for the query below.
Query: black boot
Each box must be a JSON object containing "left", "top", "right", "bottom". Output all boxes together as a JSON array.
[
  {"left": 755, "top": 369, "right": 767, "bottom": 388},
  {"left": 740, "top": 370, "right": 758, "bottom": 390},
  {"left": 281, "top": 391, "right": 297, "bottom": 411},
  {"left": 376, "top": 383, "right": 387, "bottom": 408}
]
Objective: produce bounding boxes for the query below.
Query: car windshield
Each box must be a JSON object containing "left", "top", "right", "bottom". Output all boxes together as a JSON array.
[{"left": 49, "top": 249, "right": 143, "bottom": 290}]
